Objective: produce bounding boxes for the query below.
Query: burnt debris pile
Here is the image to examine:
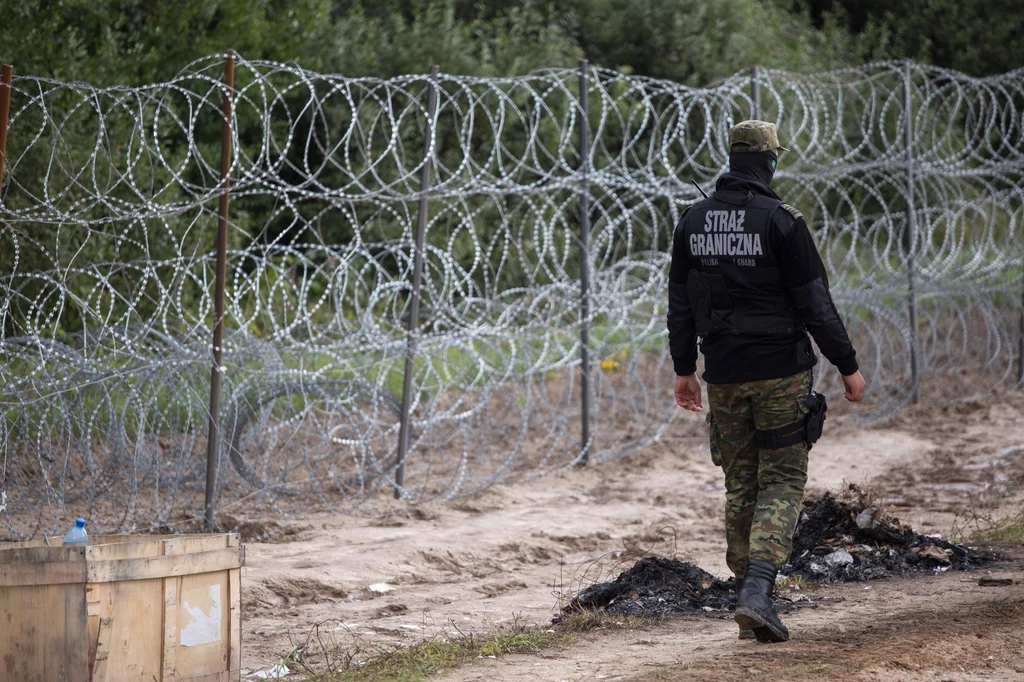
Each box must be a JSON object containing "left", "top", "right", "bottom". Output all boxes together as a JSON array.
[
  {"left": 563, "top": 557, "right": 736, "bottom": 618},
  {"left": 562, "top": 488, "right": 996, "bottom": 619},
  {"left": 786, "top": 488, "right": 994, "bottom": 581}
]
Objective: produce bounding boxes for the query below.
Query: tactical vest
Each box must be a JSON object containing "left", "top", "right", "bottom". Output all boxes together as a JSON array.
[{"left": 682, "top": 190, "right": 801, "bottom": 338}]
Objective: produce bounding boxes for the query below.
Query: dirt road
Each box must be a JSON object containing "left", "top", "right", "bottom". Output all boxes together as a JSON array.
[{"left": 240, "top": 393, "right": 1024, "bottom": 680}]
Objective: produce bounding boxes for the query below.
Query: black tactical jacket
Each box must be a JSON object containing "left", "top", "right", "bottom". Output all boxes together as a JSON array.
[{"left": 667, "top": 172, "right": 858, "bottom": 384}]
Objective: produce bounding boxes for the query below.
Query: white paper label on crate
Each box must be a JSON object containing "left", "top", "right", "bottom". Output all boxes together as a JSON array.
[{"left": 181, "top": 584, "right": 222, "bottom": 647}]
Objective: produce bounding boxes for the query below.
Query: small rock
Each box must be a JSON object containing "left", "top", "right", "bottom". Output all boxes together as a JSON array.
[{"left": 855, "top": 508, "right": 877, "bottom": 530}]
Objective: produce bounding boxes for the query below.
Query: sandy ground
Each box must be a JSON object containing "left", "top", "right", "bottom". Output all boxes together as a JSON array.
[{"left": 239, "top": 392, "right": 1024, "bottom": 680}]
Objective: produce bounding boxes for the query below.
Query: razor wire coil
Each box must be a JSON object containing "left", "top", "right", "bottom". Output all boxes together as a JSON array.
[{"left": 1, "top": 57, "right": 1023, "bottom": 538}]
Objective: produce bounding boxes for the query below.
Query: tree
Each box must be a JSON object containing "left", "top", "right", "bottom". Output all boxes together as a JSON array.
[{"left": 801, "top": 0, "right": 1024, "bottom": 76}]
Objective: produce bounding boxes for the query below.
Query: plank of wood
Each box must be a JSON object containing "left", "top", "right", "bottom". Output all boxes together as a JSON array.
[
  {"left": 88, "top": 534, "right": 164, "bottom": 545},
  {"left": 66, "top": 583, "right": 90, "bottom": 682},
  {"left": 175, "top": 572, "right": 229, "bottom": 678},
  {"left": 0, "top": 583, "right": 87, "bottom": 682},
  {"left": 0, "top": 560, "right": 87, "bottom": 587},
  {"left": 88, "top": 579, "right": 164, "bottom": 681},
  {"left": 0, "top": 537, "right": 59, "bottom": 549},
  {"left": 162, "top": 535, "right": 229, "bottom": 556},
  {"left": 163, "top": 576, "right": 180, "bottom": 682},
  {"left": 86, "top": 539, "right": 163, "bottom": 562},
  {"left": 86, "top": 548, "right": 242, "bottom": 583},
  {"left": 91, "top": 616, "right": 113, "bottom": 682},
  {"left": 87, "top": 585, "right": 101, "bottom": 674},
  {"left": 0, "top": 545, "right": 85, "bottom": 564},
  {"left": 227, "top": 569, "right": 241, "bottom": 675}
]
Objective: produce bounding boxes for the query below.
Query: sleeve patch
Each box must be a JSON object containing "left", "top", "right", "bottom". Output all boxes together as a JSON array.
[{"left": 780, "top": 203, "right": 803, "bottom": 220}]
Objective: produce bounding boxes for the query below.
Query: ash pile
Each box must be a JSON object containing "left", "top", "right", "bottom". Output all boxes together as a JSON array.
[
  {"left": 561, "top": 488, "right": 995, "bottom": 620},
  {"left": 785, "top": 487, "right": 994, "bottom": 582},
  {"left": 562, "top": 556, "right": 737, "bottom": 618}
]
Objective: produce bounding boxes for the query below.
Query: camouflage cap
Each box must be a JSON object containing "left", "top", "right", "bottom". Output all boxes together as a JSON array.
[{"left": 729, "top": 120, "right": 789, "bottom": 154}]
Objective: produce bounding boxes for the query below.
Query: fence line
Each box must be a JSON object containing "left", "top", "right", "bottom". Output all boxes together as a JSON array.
[{"left": 0, "top": 57, "right": 1022, "bottom": 539}]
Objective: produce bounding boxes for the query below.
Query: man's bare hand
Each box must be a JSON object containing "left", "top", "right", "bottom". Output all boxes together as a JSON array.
[
  {"left": 675, "top": 374, "right": 703, "bottom": 412},
  {"left": 842, "top": 370, "right": 866, "bottom": 402}
]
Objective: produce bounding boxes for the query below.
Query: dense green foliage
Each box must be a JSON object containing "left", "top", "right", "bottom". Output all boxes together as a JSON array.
[
  {"left": 4, "top": 0, "right": 1020, "bottom": 86},
  {"left": 5, "top": 0, "right": 1018, "bottom": 86},
  {"left": 1, "top": 0, "right": 1021, "bottom": 339},
  {"left": 804, "top": 0, "right": 1024, "bottom": 76}
]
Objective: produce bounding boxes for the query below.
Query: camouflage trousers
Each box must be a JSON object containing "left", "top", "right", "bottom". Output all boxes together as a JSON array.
[{"left": 707, "top": 370, "right": 811, "bottom": 579}]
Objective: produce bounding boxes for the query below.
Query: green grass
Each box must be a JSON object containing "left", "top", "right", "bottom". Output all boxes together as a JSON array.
[
  {"left": 951, "top": 501, "right": 1024, "bottom": 545},
  {"left": 0, "top": 320, "right": 657, "bottom": 444},
  {"left": 291, "top": 612, "right": 650, "bottom": 682},
  {"left": 966, "top": 512, "right": 1024, "bottom": 544}
]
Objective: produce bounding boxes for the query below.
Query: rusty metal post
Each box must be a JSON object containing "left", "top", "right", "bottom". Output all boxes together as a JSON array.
[
  {"left": 751, "top": 65, "right": 760, "bottom": 120},
  {"left": 395, "top": 65, "right": 439, "bottom": 499},
  {"left": 904, "top": 60, "right": 921, "bottom": 404},
  {"left": 578, "top": 60, "right": 592, "bottom": 465},
  {"left": 0, "top": 64, "right": 14, "bottom": 203},
  {"left": 205, "top": 51, "right": 235, "bottom": 531}
]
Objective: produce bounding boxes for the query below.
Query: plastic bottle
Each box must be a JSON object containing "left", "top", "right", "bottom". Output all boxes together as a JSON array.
[{"left": 63, "top": 518, "right": 88, "bottom": 546}]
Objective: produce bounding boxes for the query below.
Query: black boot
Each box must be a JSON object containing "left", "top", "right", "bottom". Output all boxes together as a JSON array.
[
  {"left": 732, "top": 572, "right": 755, "bottom": 640},
  {"left": 734, "top": 559, "right": 789, "bottom": 643}
]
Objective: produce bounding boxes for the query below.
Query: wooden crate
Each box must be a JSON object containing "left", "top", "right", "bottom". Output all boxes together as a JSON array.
[{"left": 0, "top": 533, "right": 242, "bottom": 682}]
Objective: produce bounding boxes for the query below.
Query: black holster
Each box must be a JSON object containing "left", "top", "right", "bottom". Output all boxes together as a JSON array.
[
  {"left": 803, "top": 391, "right": 827, "bottom": 444},
  {"left": 754, "top": 391, "right": 827, "bottom": 449}
]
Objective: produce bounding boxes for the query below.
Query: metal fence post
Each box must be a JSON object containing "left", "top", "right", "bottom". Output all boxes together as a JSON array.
[
  {"left": 204, "top": 50, "right": 235, "bottom": 531},
  {"left": 0, "top": 64, "right": 14, "bottom": 203},
  {"left": 751, "top": 65, "right": 760, "bottom": 120},
  {"left": 904, "top": 60, "right": 921, "bottom": 404},
  {"left": 578, "top": 60, "right": 592, "bottom": 465},
  {"left": 1019, "top": 285, "right": 1024, "bottom": 386},
  {"left": 395, "top": 65, "right": 439, "bottom": 498}
]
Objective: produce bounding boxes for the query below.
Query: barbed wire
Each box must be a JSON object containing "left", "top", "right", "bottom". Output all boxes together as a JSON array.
[{"left": 1, "top": 57, "right": 1022, "bottom": 539}]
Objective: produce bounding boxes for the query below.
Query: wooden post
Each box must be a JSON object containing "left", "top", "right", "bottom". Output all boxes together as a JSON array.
[
  {"left": 751, "top": 65, "right": 760, "bottom": 120},
  {"left": 578, "top": 60, "right": 592, "bottom": 465},
  {"left": 395, "top": 65, "right": 439, "bottom": 499},
  {"left": 0, "top": 64, "right": 13, "bottom": 203},
  {"left": 904, "top": 60, "right": 921, "bottom": 404},
  {"left": 205, "top": 51, "right": 235, "bottom": 531}
]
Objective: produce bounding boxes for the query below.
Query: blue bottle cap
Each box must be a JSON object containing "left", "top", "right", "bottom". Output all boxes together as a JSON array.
[{"left": 76, "top": 518, "right": 86, "bottom": 527}]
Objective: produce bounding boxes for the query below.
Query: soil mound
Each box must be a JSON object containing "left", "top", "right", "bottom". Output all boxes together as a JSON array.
[
  {"left": 562, "top": 556, "right": 736, "bottom": 617},
  {"left": 786, "top": 487, "right": 994, "bottom": 581}
]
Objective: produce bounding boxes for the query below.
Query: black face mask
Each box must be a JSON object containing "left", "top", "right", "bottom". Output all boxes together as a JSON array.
[{"left": 728, "top": 150, "right": 778, "bottom": 187}]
